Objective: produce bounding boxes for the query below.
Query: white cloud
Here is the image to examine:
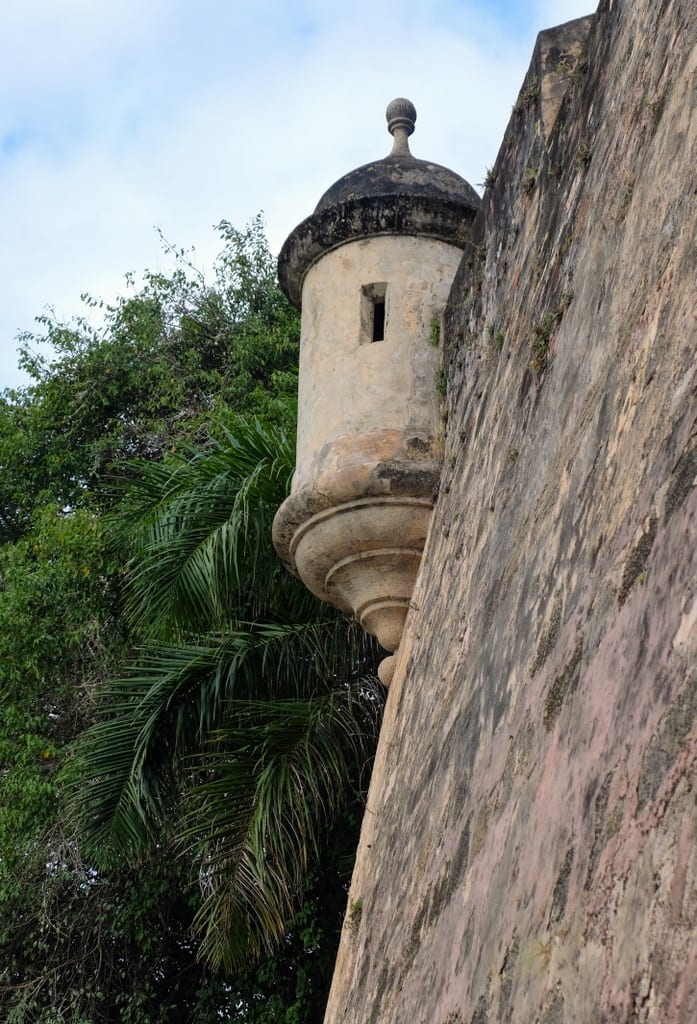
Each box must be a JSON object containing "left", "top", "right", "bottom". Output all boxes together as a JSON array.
[{"left": 0, "top": 0, "right": 596, "bottom": 389}]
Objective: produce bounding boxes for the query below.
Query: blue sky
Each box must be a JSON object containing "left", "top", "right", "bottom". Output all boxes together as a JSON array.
[{"left": 0, "top": 0, "right": 593, "bottom": 390}]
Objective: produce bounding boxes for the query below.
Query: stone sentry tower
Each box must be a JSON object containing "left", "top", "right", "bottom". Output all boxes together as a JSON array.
[{"left": 273, "top": 99, "right": 479, "bottom": 685}]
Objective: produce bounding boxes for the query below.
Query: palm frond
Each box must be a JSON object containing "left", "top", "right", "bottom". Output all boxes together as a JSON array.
[
  {"left": 108, "top": 415, "right": 298, "bottom": 640},
  {"left": 185, "top": 681, "right": 383, "bottom": 969},
  {"left": 73, "top": 617, "right": 378, "bottom": 864},
  {"left": 72, "top": 410, "right": 385, "bottom": 968}
]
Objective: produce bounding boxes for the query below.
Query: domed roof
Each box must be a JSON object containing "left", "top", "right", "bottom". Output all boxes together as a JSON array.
[
  {"left": 314, "top": 155, "right": 480, "bottom": 213},
  {"left": 278, "top": 99, "right": 480, "bottom": 308},
  {"left": 314, "top": 99, "right": 480, "bottom": 214}
]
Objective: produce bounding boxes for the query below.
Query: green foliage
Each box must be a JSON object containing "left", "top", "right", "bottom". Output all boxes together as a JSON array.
[
  {"left": 0, "top": 217, "right": 373, "bottom": 1021},
  {"left": 530, "top": 295, "right": 573, "bottom": 376},
  {"left": 531, "top": 309, "right": 562, "bottom": 374},
  {"left": 1, "top": 851, "right": 232, "bottom": 1024},
  {"left": 113, "top": 417, "right": 297, "bottom": 641},
  {"left": 347, "top": 897, "right": 363, "bottom": 932},
  {"left": 0, "top": 508, "right": 116, "bottom": 882},
  {"left": 0, "top": 215, "right": 299, "bottom": 541},
  {"left": 575, "top": 141, "right": 593, "bottom": 169},
  {"left": 72, "top": 417, "right": 382, "bottom": 969},
  {"left": 555, "top": 50, "right": 588, "bottom": 83},
  {"left": 0, "top": 509, "right": 231, "bottom": 1022},
  {"left": 481, "top": 166, "right": 497, "bottom": 190},
  {"left": 514, "top": 75, "right": 539, "bottom": 112},
  {"left": 229, "top": 807, "right": 363, "bottom": 1023},
  {"left": 522, "top": 165, "right": 539, "bottom": 195},
  {"left": 435, "top": 365, "right": 447, "bottom": 398}
]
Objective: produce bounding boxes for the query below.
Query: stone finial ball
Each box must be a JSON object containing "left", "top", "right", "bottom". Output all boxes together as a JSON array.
[{"left": 386, "top": 98, "right": 416, "bottom": 137}]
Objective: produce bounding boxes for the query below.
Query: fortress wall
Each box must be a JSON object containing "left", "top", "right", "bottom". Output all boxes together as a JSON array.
[{"left": 325, "top": 0, "right": 696, "bottom": 1020}]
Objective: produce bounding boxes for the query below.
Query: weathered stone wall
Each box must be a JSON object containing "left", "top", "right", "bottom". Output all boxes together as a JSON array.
[{"left": 325, "top": 1, "right": 696, "bottom": 1021}]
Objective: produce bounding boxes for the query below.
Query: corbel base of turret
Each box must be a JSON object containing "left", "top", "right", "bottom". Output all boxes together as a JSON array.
[{"left": 273, "top": 487, "right": 435, "bottom": 685}]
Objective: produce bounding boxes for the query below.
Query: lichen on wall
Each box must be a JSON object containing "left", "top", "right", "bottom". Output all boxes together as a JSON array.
[{"left": 324, "top": 0, "right": 696, "bottom": 1021}]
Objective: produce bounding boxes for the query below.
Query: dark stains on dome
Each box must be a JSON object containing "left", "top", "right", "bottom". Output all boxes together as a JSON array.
[{"left": 313, "top": 155, "right": 480, "bottom": 215}]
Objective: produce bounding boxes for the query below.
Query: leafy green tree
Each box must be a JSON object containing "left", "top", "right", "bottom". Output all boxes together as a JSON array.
[
  {"left": 0, "top": 215, "right": 298, "bottom": 542},
  {"left": 73, "top": 415, "right": 382, "bottom": 971},
  {"left": 0, "top": 218, "right": 382, "bottom": 1022},
  {"left": 0, "top": 504, "right": 236, "bottom": 1022}
]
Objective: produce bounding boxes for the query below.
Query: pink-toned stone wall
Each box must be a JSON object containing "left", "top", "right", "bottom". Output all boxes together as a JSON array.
[{"left": 324, "top": 1, "right": 696, "bottom": 1021}]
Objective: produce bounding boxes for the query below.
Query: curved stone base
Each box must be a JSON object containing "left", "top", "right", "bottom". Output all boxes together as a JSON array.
[{"left": 274, "top": 494, "right": 433, "bottom": 665}]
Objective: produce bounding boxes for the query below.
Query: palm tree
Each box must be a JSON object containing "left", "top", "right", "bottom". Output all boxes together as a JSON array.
[{"left": 72, "top": 413, "right": 383, "bottom": 969}]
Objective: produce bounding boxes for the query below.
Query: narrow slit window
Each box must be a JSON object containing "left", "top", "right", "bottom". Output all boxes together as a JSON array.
[
  {"left": 372, "top": 297, "right": 386, "bottom": 342},
  {"left": 361, "top": 283, "right": 388, "bottom": 345}
]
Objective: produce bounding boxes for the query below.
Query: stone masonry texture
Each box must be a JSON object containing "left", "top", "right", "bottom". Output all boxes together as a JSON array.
[{"left": 324, "top": 0, "right": 696, "bottom": 1021}]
